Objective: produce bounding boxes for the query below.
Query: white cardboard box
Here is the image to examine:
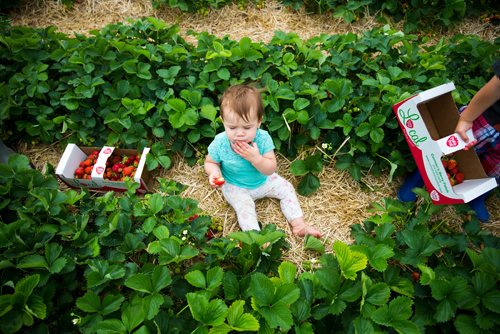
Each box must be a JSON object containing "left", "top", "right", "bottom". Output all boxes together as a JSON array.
[
  {"left": 393, "top": 82, "right": 497, "bottom": 204},
  {"left": 55, "top": 144, "right": 151, "bottom": 194}
]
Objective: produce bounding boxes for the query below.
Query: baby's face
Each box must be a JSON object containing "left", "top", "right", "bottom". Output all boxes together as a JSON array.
[{"left": 221, "top": 108, "right": 261, "bottom": 144}]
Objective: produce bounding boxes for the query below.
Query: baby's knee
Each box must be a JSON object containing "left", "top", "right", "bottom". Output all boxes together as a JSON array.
[{"left": 283, "top": 179, "right": 296, "bottom": 192}]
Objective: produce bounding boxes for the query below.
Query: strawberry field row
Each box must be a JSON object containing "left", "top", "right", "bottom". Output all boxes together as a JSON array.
[
  {"left": 1, "top": 18, "right": 498, "bottom": 194},
  {"left": 156, "top": 0, "right": 497, "bottom": 34},
  {"left": 12, "top": 0, "right": 493, "bottom": 33},
  {"left": 0, "top": 17, "right": 499, "bottom": 333},
  {"left": 0, "top": 149, "right": 498, "bottom": 333}
]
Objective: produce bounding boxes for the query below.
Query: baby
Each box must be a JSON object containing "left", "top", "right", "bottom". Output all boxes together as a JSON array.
[{"left": 204, "top": 84, "right": 322, "bottom": 238}]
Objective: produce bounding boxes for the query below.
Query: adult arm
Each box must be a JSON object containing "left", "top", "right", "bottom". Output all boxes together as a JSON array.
[{"left": 455, "top": 74, "right": 500, "bottom": 143}]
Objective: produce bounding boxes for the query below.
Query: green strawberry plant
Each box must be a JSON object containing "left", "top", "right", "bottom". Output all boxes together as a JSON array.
[
  {"left": 1, "top": 153, "right": 499, "bottom": 333},
  {"left": 0, "top": 274, "right": 47, "bottom": 334},
  {"left": 0, "top": 14, "right": 498, "bottom": 334},
  {"left": 290, "top": 153, "right": 323, "bottom": 195},
  {"left": 1, "top": 19, "right": 498, "bottom": 184}
]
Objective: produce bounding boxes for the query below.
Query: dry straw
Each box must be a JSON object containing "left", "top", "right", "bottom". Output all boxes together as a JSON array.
[
  {"left": 17, "top": 140, "right": 500, "bottom": 267},
  {"left": 9, "top": 0, "right": 499, "bottom": 42},
  {"left": 9, "top": 0, "right": 500, "bottom": 265}
]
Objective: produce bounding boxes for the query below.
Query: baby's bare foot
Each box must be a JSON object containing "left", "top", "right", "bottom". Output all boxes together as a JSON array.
[{"left": 291, "top": 221, "right": 322, "bottom": 238}]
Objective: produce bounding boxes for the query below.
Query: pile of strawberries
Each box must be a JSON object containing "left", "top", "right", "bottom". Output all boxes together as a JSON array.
[
  {"left": 103, "top": 153, "right": 140, "bottom": 181},
  {"left": 74, "top": 150, "right": 140, "bottom": 181},
  {"left": 441, "top": 155, "right": 465, "bottom": 186},
  {"left": 74, "top": 150, "right": 100, "bottom": 180}
]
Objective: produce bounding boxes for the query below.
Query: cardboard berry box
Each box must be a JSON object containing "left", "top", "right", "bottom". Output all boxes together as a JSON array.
[
  {"left": 55, "top": 144, "right": 151, "bottom": 194},
  {"left": 393, "top": 82, "right": 498, "bottom": 205}
]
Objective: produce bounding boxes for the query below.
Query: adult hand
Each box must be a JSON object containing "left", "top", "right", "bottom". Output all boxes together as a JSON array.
[{"left": 454, "top": 119, "right": 477, "bottom": 150}]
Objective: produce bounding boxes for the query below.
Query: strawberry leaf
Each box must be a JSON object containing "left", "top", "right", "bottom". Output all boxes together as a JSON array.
[
  {"left": 278, "top": 262, "right": 297, "bottom": 284},
  {"left": 226, "top": 300, "right": 260, "bottom": 331},
  {"left": 257, "top": 301, "right": 293, "bottom": 330},
  {"left": 187, "top": 292, "right": 227, "bottom": 326},
  {"left": 125, "top": 273, "right": 153, "bottom": 293},
  {"left": 371, "top": 296, "right": 415, "bottom": 327},
  {"left": 333, "top": 241, "right": 367, "bottom": 280},
  {"left": 352, "top": 244, "right": 394, "bottom": 272},
  {"left": 121, "top": 297, "right": 146, "bottom": 332},
  {"left": 304, "top": 235, "right": 325, "bottom": 254},
  {"left": 297, "top": 173, "right": 320, "bottom": 196},
  {"left": 290, "top": 160, "right": 308, "bottom": 176}
]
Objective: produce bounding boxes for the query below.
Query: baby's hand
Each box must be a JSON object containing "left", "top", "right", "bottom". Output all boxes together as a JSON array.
[
  {"left": 231, "top": 141, "right": 260, "bottom": 162},
  {"left": 209, "top": 174, "right": 225, "bottom": 187}
]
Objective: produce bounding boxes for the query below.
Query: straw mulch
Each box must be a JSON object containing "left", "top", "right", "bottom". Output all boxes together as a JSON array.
[
  {"left": 9, "top": 0, "right": 500, "bottom": 266},
  {"left": 16, "top": 141, "right": 500, "bottom": 268},
  {"left": 9, "top": 0, "right": 499, "bottom": 43}
]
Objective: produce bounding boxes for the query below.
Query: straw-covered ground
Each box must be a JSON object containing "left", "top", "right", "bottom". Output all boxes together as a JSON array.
[
  {"left": 9, "top": 0, "right": 500, "bottom": 265},
  {"left": 8, "top": 0, "right": 500, "bottom": 43}
]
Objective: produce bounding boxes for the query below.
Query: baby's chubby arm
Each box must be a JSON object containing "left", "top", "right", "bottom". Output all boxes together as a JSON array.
[
  {"left": 204, "top": 154, "right": 224, "bottom": 187},
  {"left": 231, "top": 141, "right": 277, "bottom": 175}
]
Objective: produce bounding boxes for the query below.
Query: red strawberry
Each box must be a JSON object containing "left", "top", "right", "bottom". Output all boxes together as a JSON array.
[
  {"left": 84, "top": 166, "right": 93, "bottom": 175},
  {"left": 112, "top": 163, "right": 124, "bottom": 173},
  {"left": 206, "top": 229, "right": 215, "bottom": 240},
  {"left": 122, "top": 166, "right": 135, "bottom": 176},
  {"left": 442, "top": 159, "right": 448, "bottom": 168},
  {"left": 83, "top": 159, "right": 93, "bottom": 167},
  {"left": 189, "top": 214, "right": 199, "bottom": 221},
  {"left": 411, "top": 271, "right": 420, "bottom": 282},
  {"left": 450, "top": 167, "right": 459, "bottom": 175},
  {"left": 213, "top": 177, "right": 225, "bottom": 186},
  {"left": 455, "top": 172, "right": 465, "bottom": 184},
  {"left": 125, "top": 155, "right": 136, "bottom": 165},
  {"left": 447, "top": 159, "right": 457, "bottom": 170},
  {"left": 75, "top": 167, "right": 84, "bottom": 177},
  {"left": 111, "top": 155, "right": 121, "bottom": 164},
  {"left": 88, "top": 153, "right": 98, "bottom": 161}
]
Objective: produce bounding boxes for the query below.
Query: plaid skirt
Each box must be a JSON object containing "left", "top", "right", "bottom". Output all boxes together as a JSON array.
[{"left": 460, "top": 106, "right": 500, "bottom": 180}]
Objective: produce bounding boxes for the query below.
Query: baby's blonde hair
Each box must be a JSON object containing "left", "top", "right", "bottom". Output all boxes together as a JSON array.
[{"left": 220, "top": 85, "right": 264, "bottom": 122}]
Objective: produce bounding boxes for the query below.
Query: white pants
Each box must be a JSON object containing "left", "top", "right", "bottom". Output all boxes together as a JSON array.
[{"left": 221, "top": 173, "right": 303, "bottom": 231}]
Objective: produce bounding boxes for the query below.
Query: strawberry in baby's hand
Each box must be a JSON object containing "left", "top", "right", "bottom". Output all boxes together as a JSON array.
[{"left": 213, "top": 177, "right": 225, "bottom": 187}]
